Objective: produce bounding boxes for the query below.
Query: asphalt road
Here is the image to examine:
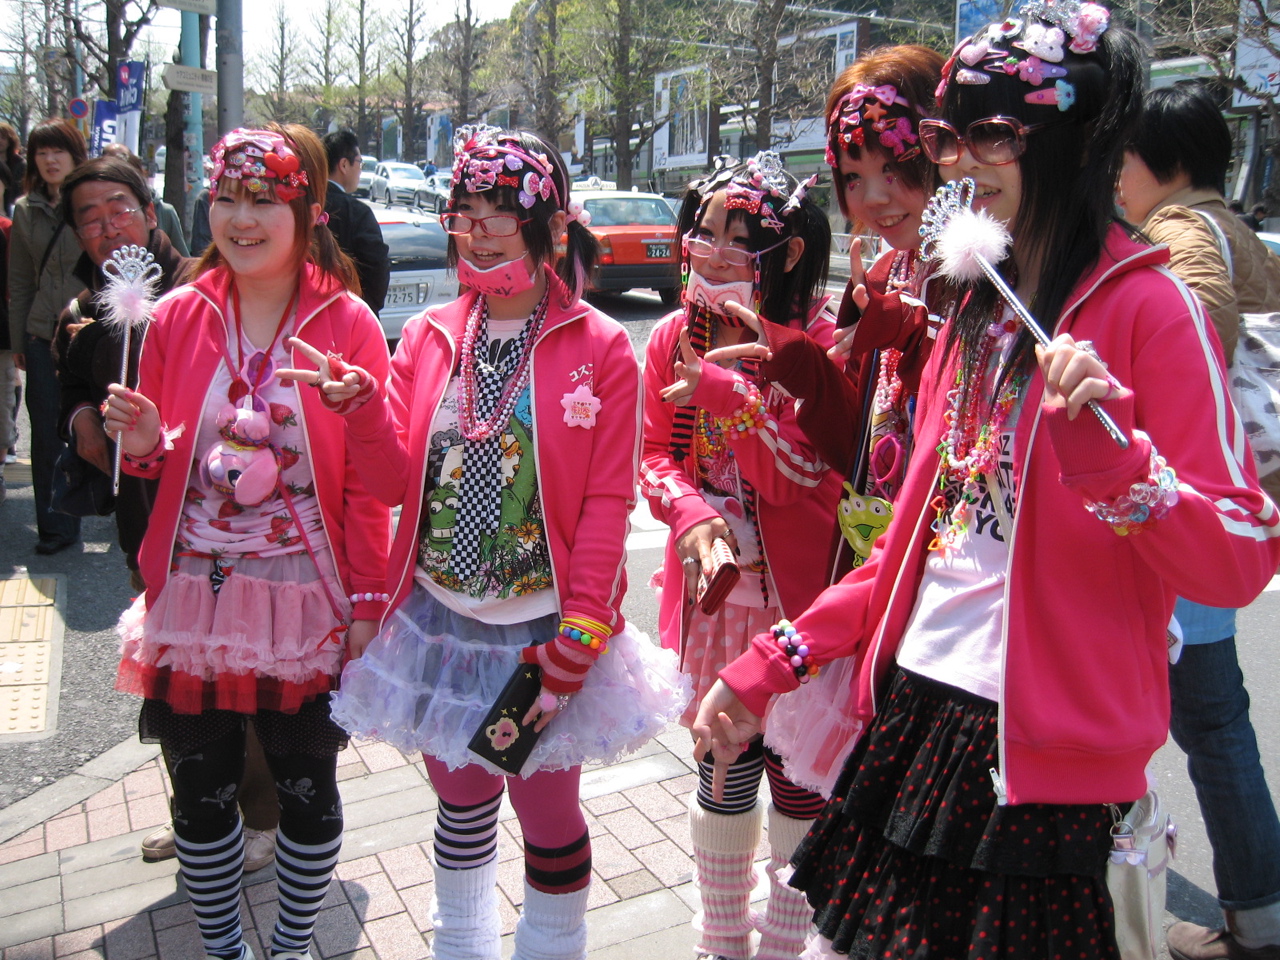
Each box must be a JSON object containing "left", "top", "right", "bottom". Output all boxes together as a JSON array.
[{"left": 4, "top": 285, "right": 1279, "bottom": 939}]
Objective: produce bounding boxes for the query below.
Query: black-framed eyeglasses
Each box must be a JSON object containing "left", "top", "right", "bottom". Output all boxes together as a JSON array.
[
  {"left": 75, "top": 206, "right": 141, "bottom": 239},
  {"left": 684, "top": 234, "right": 789, "bottom": 266},
  {"left": 439, "top": 212, "right": 532, "bottom": 237},
  {"left": 918, "top": 117, "right": 1061, "bottom": 166}
]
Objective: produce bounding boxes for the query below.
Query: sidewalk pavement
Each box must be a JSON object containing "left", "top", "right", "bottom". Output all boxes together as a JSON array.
[{"left": 0, "top": 717, "right": 750, "bottom": 960}]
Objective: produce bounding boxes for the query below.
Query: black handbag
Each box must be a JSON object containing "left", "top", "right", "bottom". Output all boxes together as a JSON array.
[{"left": 51, "top": 446, "right": 116, "bottom": 517}]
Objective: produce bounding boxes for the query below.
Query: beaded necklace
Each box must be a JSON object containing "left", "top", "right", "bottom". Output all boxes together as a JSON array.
[
  {"left": 929, "top": 314, "right": 1027, "bottom": 552},
  {"left": 456, "top": 290, "right": 549, "bottom": 443}
]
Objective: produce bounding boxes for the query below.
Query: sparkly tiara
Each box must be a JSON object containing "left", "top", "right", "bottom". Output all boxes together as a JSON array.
[{"left": 691, "top": 151, "right": 817, "bottom": 234}]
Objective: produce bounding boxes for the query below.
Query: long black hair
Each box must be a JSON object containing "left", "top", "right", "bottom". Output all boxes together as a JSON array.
[
  {"left": 445, "top": 128, "right": 599, "bottom": 304},
  {"left": 674, "top": 158, "right": 830, "bottom": 327},
  {"left": 937, "top": 16, "right": 1146, "bottom": 380}
]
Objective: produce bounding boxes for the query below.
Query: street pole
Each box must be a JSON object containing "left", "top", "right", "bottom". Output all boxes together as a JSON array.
[
  {"left": 215, "top": 0, "right": 243, "bottom": 134},
  {"left": 180, "top": 11, "right": 204, "bottom": 225}
]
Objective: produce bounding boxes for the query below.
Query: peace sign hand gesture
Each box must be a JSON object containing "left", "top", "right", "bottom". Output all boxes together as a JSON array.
[{"left": 276, "top": 336, "right": 375, "bottom": 414}]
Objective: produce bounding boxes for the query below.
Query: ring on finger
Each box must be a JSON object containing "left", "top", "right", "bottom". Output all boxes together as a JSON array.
[
  {"left": 681, "top": 556, "right": 698, "bottom": 567},
  {"left": 556, "top": 694, "right": 571, "bottom": 712},
  {"left": 309, "top": 374, "right": 323, "bottom": 389}
]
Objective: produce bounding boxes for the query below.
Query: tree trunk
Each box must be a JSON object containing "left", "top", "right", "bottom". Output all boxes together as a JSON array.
[
  {"left": 613, "top": 0, "right": 634, "bottom": 189},
  {"left": 163, "top": 88, "right": 185, "bottom": 210}
]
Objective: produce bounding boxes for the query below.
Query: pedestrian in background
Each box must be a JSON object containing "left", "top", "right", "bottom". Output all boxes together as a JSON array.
[
  {"left": 8, "top": 118, "right": 89, "bottom": 554},
  {"left": 1118, "top": 79, "right": 1280, "bottom": 960},
  {"left": 100, "top": 143, "right": 191, "bottom": 256},
  {"left": 321, "top": 130, "right": 389, "bottom": 317},
  {"left": 0, "top": 122, "right": 25, "bottom": 215}
]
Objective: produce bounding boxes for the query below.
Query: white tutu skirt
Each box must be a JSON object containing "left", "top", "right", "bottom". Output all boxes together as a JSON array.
[
  {"left": 330, "top": 588, "right": 692, "bottom": 777},
  {"left": 763, "top": 653, "right": 863, "bottom": 798}
]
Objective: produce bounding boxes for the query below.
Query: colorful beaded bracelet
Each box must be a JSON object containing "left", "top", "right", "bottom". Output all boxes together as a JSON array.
[
  {"left": 349, "top": 592, "right": 391, "bottom": 604},
  {"left": 718, "top": 383, "right": 775, "bottom": 438},
  {"left": 771, "top": 619, "right": 819, "bottom": 683},
  {"left": 560, "top": 616, "right": 611, "bottom": 654},
  {"left": 1085, "top": 451, "right": 1179, "bottom": 536}
]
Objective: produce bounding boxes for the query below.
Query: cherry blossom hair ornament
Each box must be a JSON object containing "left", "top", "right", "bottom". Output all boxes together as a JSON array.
[
  {"left": 209, "top": 128, "right": 310, "bottom": 203},
  {"left": 450, "top": 124, "right": 562, "bottom": 210}
]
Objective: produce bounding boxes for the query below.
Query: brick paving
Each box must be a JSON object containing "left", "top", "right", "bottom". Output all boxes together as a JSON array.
[{"left": 0, "top": 725, "right": 758, "bottom": 960}]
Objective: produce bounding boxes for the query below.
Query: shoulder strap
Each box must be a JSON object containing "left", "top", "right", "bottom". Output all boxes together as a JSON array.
[
  {"left": 1191, "top": 208, "right": 1234, "bottom": 283},
  {"left": 38, "top": 219, "right": 67, "bottom": 279}
]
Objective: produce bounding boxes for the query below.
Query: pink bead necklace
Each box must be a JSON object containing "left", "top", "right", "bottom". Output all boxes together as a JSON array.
[{"left": 456, "top": 292, "right": 549, "bottom": 443}]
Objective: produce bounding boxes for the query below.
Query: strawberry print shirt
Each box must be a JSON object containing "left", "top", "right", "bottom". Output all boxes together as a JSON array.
[{"left": 178, "top": 328, "right": 324, "bottom": 559}]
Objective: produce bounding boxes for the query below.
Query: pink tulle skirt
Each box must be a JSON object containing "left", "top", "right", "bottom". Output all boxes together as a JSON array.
[{"left": 117, "top": 553, "right": 351, "bottom": 715}]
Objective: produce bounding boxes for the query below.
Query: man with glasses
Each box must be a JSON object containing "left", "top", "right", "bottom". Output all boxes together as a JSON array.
[
  {"left": 53, "top": 155, "right": 283, "bottom": 874},
  {"left": 322, "top": 130, "right": 389, "bottom": 316}
]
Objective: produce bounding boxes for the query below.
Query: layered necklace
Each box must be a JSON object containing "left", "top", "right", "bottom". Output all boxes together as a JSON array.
[{"left": 930, "top": 314, "right": 1026, "bottom": 552}]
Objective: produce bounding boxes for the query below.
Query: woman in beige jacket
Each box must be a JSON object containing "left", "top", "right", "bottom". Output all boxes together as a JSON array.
[{"left": 1118, "top": 80, "right": 1280, "bottom": 960}]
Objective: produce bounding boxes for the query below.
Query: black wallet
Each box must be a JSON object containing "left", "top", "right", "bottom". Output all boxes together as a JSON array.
[{"left": 466, "top": 660, "right": 546, "bottom": 775}]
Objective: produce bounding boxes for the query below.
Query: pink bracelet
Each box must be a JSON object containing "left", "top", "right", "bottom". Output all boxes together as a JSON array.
[{"left": 349, "top": 592, "right": 391, "bottom": 603}]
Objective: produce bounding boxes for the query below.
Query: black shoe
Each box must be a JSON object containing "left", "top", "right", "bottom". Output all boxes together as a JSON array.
[{"left": 35, "top": 536, "right": 78, "bottom": 555}]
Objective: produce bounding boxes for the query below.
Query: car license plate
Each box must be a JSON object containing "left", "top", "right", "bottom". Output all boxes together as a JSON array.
[
  {"left": 386, "top": 281, "right": 429, "bottom": 306},
  {"left": 646, "top": 243, "right": 671, "bottom": 259}
]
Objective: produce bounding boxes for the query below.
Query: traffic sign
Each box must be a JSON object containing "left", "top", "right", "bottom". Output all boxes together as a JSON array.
[
  {"left": 68, "top": 98, "right": 89, "bottom": 119},
  {"left": 157, "top": 0, "right": 217, "bottom": 13},
  {"left": 161, "top": 63, "right": 217, "bottom": 96}
]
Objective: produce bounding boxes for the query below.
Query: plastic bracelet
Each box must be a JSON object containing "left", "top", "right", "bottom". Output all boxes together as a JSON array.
[
  {"left": 717, "top": 383, "right": 775, "bottom": 438},
  {"left": 558, "top": 617, "right": 610, "bottom": 654},
  {"left": 349, "top": 592, "right": 391, "bottom": 604},
  {"left": 771, "top": 618, "right": 819, "bottom": 683},
  {"left": 1084, "top": 451, "right": 1179, "bottom": 536}
]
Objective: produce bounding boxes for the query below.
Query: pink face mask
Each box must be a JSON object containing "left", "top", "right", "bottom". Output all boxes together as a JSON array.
[
  {"left": 455, "top": 253, "right": 539, "bottom": 298},
  {"left": 683, "top": 265, "right": 756, "bottom": 315}
]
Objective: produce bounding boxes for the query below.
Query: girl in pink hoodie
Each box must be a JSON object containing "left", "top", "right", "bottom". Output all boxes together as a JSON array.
[{"left": 297, "top": 126, "right": 687, "bottom": 960}]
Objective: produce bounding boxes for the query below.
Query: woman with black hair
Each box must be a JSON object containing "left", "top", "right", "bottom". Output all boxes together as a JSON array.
[
  {"left": 641, "top": 151, "right": 843, "bottom": 960},
  {"left": 319, "top": 125, "right": 686, "bottom": 960},
  {"left": 1117, "top": 80, "right": 1280, "bottom": 960},
  {"left": 693, "top": 5, "right": 1280, "bottom": 958},
  {"left": 9, "top": 118, "right": 89, "bottom": 554}
]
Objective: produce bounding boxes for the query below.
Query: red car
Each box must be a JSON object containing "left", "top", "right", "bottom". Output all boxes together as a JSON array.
[{"left": 573, "top": 190, "right": 681, "bottom": 304}]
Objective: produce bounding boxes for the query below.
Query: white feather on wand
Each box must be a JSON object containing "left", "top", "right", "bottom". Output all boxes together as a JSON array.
[
  {"left": 97, "top": 245, "right": 163, "bottom": 494},
  {"left": 919, "top": 179, "right": 1129, "bottom": 449}
]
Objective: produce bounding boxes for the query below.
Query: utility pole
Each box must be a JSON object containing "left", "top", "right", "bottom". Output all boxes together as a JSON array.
[
  {"left": 215, "top": 0, "right": 243, "bottom": 134},
  {"left": 180, "top": 11, "right": 204, "bottom": 224}
]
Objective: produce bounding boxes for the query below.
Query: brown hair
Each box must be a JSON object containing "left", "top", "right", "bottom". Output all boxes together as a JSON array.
[
  {"left": 0, "top": 122, "right": 21, "bottom": 161},
  {"left": 825, "top": 45, "right": 945, "bottom": 217},
  {"left": 24, "top": 119, "right": 88, "bottom": 197},
  {"left": 193, "top": 123, "right": 361, "bottom": 294}
]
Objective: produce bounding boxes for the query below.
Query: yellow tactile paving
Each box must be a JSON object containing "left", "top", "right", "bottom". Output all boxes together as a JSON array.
[
  {"left": 0, "top": 576, "right": 57, "bottom": 607},
  {"left": 0, "top": 576, "right": 63, "bottom": 738},
  {"left": 0, "top": 684, "right": 49, "bottom": 735},
  {"left": 0, "top": 603, "right": 57, "bottom": 644},
  {"left": 0, "top": 642, "right": 52, "bottom": 685}
]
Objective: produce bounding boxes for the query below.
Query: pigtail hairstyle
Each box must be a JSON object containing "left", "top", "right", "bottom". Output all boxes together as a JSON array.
[
  {"left": 675, "top": 156, "right": 830, "bottom": 328},
  {"left": 194, "top": 123, "right": 362, "bottom": 294},
  {"left": 938, "top": 12, "right": 1146, "bottom": 390},
  {"left": 446, "top": 127, "right": 599, "bottom": 305},
  {"left": 24, "top": 119, "right": 88, "bottom": 198}
]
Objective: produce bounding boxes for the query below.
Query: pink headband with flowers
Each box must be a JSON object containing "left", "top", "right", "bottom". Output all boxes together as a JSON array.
[
  {"left": 210, "top": 129, "right": 310, "bottom": 203},
  {"left": 824, "top": 83, "right": 921, "bottom": 166},
  {"left": 450, "top": 124, "right": 562, "bottom": 211}
]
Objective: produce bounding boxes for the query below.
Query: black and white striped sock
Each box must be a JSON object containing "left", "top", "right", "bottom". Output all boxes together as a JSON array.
[
  {"left": 696, "top": 738, "right": 766, "bottom": 815},
  {"left": 175, "top": 818, "right": 245, "bottom": 960},
  {"left": 433, "top": 791, "right": 502, "bottom": 870},
  {"left": 270, "top": 828, "right": 342, "bottom": 955}
]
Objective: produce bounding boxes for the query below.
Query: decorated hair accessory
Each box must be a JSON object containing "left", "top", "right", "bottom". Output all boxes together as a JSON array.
[
  {"left": 1020, "top": 0, "right": 1110, "bottom": 52},
  {"left": 781, "top": 174, "right": 819, "bottom": 215},
  {"left": 699, "top": 151, "right": 806, "bottom": 233},
  {"left": 1013, "top": 22, "right": 1066, "bottom": 61},
  {"left": 958, "top": 37, "right": 1002, "bottom": 65},
  {"left": 957, "top": 68, "right": 992, "bottom": 85},
  {"left": 1016, "top": 56, "right": 1068, "bottom": 84},
  {"left": 1024, "top": 80, "right": 1076, "bottom": 110},
  {"left": 210, "top": 129, "right": 310, "bottom": 201},
  {"left": 828, "top": 82, "right": 921, "bottom": 163},
  {"left": 450, "top": 123, "right": 561, "bottom": 209},
  {"left": 566, "top": 198, "right": 592, "bottom": 226}
]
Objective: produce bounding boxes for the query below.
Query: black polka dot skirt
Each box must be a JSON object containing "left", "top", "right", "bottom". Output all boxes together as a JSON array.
[{"left": 789, "top": 668, "right": 1121, "bottom": 960}]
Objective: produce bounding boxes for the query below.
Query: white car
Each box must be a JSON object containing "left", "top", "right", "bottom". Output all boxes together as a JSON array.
[
  {"left": 376, "top": 206, "right": 459, "bottom": 345},
  {"left": 1258, "top": 231, "right": 1280, "bottom": 256},
  {"left": 371, "top": 161, "right": 425, "bottom": 207},
  {"left": 413, "top": 173, "right": 452, "bottom": 213},
  {"left": 356, "top": 156, "right": 378, "bottom": 198}
]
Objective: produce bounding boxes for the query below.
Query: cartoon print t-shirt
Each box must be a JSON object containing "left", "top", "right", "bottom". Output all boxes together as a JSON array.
[
  {"left": 415, "top": 318, "right": 557, "bottom": 625},
  {"left": 179, "top": 327, "right": 324, "bottom": 559}
]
